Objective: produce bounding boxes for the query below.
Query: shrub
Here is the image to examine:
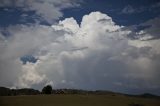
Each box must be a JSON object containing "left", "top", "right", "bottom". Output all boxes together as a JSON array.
[{"left": 42, "top": 85, "right": 52, "bottom": 94}]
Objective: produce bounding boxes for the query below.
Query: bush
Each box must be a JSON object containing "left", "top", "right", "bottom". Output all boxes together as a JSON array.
[{"left": 42, "top": 85, "right": 52, "bottom": 94}]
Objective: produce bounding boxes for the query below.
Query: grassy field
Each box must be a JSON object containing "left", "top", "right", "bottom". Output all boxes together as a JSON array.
[{"left": 0, "top": 94, "right": 160, "bottom": 106}]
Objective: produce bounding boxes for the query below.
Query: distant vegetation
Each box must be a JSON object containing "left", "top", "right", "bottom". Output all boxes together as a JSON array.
[
  {"left": 0, "top": 87, "right": 40, "bottom": 96},
  {"left": 0, "top": 85, "right": 160, "bottom": 99},
  {"left": 0, "top": 86, "right": 119, "bottom": 96}
]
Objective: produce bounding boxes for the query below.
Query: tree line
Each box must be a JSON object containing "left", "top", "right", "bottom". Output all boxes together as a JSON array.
[
  {"left": 0, "top": 85, "right": 116, "bottom": 96},
  {"left": 0, "top": 85, "right": 159, "bottom": 99}
]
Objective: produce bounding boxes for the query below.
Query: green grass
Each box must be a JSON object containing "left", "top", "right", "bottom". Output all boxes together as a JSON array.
[{"left": 0, "top": 94, "right": 160, "bottom": 106}]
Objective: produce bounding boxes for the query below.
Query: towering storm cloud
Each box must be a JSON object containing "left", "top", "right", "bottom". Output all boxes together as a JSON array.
[
  {"left": 0, "top": 11, "right": 160, "bottom": 94},
  {"left": 0, "top": 0, "right": 160, "bottom": 95}
]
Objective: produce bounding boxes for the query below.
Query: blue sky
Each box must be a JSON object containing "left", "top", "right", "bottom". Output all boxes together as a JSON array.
[
  {"left": 0, "top": 0, "right": 160, "bottom": 95},
  {"left": 62, "top": 0, "right": 160, "bottom": 25},
  {"left": 0, "top": 0, "right": 160, "bottom": 27}
]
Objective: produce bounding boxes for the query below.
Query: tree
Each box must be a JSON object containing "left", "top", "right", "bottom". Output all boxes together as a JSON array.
[{"left": 42, "top": 85, "right": 52, "bottom": 94}]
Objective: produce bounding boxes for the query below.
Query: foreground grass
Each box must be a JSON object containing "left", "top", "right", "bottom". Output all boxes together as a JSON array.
[{"left": 0, "top": 94, "right": 160, "bottom": 106}]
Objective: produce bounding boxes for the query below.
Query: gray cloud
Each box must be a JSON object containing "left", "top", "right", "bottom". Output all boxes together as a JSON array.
[
  {"left": 120, "top": 4, "right": 156, "bottom": 15},
  {"left": 121, "top": 5, "right": 135, "bottom": 14},
  {"left": 0, "top": 0, "right": 81, "bottom": 23},
  {"left": 140, "top": 17, "right": 160, "bottom": 39}
]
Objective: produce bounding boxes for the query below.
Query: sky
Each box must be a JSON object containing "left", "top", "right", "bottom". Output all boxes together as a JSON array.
[{"left": 0, "top": 0, "right": 160, "bottom": 95}]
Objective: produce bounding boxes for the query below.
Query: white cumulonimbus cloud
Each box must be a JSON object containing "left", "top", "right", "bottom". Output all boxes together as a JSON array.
[{"left": 0, "top": 11, "right": 160, "bottom": 94}]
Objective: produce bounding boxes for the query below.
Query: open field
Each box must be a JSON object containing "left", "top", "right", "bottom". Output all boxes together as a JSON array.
[{"left": 0, "top": 94, "right": 160, "bottom": 106}]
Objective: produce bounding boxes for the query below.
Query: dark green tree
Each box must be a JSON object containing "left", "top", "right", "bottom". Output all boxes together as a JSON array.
[{"left": 42, "top": 85, "right": 52, "bottom": 94}]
